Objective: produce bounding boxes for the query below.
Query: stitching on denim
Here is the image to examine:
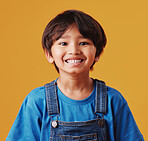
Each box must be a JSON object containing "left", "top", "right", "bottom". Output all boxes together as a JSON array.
[
  {"left": 45, "top": 80, "right": 60, "bottom": 116},
  {"left": 94, "top": 80, "right": 107, "bottom": 115}
]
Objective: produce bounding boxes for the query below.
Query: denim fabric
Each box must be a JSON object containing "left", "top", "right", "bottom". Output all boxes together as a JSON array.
[
  {"left": 45, "top": 79, "right": 108, "bottom": 141},
  {"left": 50, "top": 119, "right": 107, "bottom": 141}
]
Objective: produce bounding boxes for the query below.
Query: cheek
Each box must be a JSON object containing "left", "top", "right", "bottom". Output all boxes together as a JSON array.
[
  {"left": 51, "top": 48, "right": 65, "bottom": 62},
  {"left": 51, "top": 47, "right": 60, "bottom": 56},
  {"left": 89, "top": 47, "right": 97, "bottom": 57}
]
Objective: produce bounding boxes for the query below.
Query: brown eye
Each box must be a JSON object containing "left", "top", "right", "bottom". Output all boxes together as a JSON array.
[
  {"left": 79, "top": 42, "right": 89, "bottom": 46},
  {"left": 60, "top": 42, "right": 67, "bottom": 46}
]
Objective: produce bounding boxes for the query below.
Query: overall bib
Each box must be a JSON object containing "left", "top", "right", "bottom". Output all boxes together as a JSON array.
[{"left": 45, "top": 79, "right": 108, "bottom": 141}]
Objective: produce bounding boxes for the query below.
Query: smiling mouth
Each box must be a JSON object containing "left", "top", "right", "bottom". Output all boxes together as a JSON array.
[{"left": 65, "top": 59, "right": 84, "bottom": 63}]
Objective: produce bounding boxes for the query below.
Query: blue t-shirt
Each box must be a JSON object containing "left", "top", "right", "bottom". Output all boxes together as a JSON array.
[{"left": 6, "top": 80, "right": 144, "bottom": 141}]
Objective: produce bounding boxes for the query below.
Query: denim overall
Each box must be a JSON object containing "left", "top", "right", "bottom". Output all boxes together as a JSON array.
[{"left": 45, "top": 79, "right": 108, "bottom": 141}]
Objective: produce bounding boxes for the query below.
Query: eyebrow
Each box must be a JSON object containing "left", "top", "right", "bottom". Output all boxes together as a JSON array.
[{"left": 60, "top": 35, "right": 86, "bottom": 39}]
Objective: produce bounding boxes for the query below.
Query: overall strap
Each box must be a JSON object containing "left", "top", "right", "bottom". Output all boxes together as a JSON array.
[
  {"left": 44, "top": 80, "right": 60, "bottom": 116},
  {"left": 94, "top": 79, "right": 108, "bottom": 115}
]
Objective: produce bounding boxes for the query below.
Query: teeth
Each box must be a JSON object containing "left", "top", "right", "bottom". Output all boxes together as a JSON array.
[{"left": 66, "top": 60, "right": 82, "bottom": 63}]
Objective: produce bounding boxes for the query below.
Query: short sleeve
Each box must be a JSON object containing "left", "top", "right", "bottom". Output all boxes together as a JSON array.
[
  {"left": 6, "top": 87, "right": 45, "bottom": 141},
  {"left": 113, "top": 99, "right": 144, "bottom": 141}
]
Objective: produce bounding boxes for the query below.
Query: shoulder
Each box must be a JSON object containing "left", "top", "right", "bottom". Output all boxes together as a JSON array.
[
  {"left": 95, "top": 79, "right": 127, "bottom": 109},
  {"left": 27, "top": 86, "right": 46, "bottom": 100},
  {"left": 107, "top": 86, "right": 126, "bottom": 104},
  {"left": 94, "top": 79, "right": 127, "bottom": 117},
  {"left": 22, "top": 86, "right": 46, "bottom": 113},
  {"left": 106, "top": 85, "right": 128, "bottom": 117}
]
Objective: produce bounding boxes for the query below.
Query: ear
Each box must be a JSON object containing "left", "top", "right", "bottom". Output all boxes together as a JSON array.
[
  {"left": 44, "top": 49, "right": 54, "bottom": 63},
  {"left": 94, "top": 56, "right": 99, "bottom": 62}
]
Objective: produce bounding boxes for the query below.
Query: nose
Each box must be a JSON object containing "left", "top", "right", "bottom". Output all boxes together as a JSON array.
[{"left": 67, "top": 43, "right": 82, "bottom": 55}]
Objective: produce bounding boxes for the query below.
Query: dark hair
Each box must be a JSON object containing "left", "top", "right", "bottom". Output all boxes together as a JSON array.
[{"left": 42, "top": 10, "right": 107, "bottom": 72}]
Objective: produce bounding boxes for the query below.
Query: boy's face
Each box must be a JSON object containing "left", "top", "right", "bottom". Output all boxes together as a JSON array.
[{"left": 45, "top": 24, "right": 99, "bottom": 75}]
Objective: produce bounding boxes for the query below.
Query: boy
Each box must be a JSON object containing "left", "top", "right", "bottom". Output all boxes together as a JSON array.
[{"left": 6, "top": 10, "right": 144, "bottom": 141}]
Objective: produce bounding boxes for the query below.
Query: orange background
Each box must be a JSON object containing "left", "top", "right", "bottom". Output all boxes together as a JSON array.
[{"left": 0, "top": 0, "right": 147, "bottom": 140}]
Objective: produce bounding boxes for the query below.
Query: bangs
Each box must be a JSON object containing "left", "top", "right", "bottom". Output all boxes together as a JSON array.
[{"left": 51, "top": 10, "right": 104, "bottom": 47}]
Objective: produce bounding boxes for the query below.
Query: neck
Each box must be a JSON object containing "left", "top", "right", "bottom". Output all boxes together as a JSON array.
[{"left": 57, "top": 72, "right": 94, "bottom": 100}]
